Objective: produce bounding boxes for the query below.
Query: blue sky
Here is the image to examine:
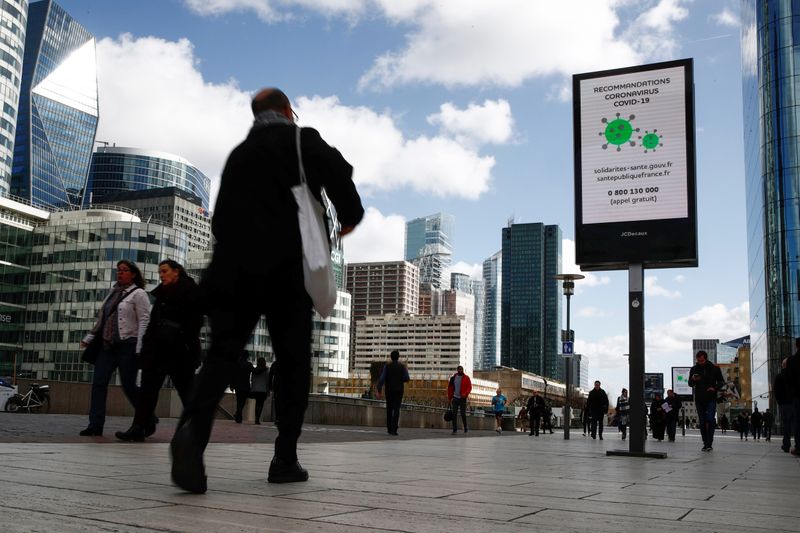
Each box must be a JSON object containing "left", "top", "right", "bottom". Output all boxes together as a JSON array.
[{"left": 57, "top": 0, "right": 749, "bottom": 398}]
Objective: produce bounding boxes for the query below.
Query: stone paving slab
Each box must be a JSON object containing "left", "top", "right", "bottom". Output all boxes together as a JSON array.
[{"left": 0, "top": 415, "right": 798, "bottom": 532}]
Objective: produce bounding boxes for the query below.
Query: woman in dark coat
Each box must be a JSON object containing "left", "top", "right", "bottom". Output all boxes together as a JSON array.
[
  {"left": 649, "top": 393, "right": 667, "bottom": 441},
  {"left": 116, "top": 260, "right": 203, "bottom": 441}
]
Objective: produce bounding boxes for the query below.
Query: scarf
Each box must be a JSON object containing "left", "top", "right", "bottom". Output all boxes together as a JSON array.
[{"left": 252, "top": 110, "right": 292, "bottom": 130}]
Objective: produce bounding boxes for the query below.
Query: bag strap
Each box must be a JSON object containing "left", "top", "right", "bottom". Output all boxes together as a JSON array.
[{"left": 295, "top": 126, "right": 307, "bottom": 186}]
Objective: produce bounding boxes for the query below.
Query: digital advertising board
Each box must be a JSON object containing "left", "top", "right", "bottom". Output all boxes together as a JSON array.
[
  {"left": 671, "top": 366, "right": 693, "bottom": 399},
  {"left": 573, "top": 58, "right": 697, "bottom": 271},
  {"left": 643, "top": 372, "right": 664, "bottom": 402}
]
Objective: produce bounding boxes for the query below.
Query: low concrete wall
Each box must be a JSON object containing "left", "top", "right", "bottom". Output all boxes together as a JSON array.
[{"left": 13, "top": 379, "right": 500, "bottom": 430}]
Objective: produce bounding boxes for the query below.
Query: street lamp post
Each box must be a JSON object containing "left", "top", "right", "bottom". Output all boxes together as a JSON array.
[{"left": 555, "top": 273, "right": 584, "bottom": 440}]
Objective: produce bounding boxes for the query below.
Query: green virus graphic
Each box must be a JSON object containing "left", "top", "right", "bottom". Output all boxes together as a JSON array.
[
  {"left": 600, "top": 113, "right": 639, "bottom": 151},
  {"left": 639, "top": 129, "right": 663, "bottom": 153}
]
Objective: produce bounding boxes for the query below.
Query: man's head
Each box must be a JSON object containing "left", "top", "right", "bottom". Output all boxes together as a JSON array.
[
  {"left": 594, "top": 380, "right": 601, "bottom": 389},
  {"left": 621, "top": 387, "right": 628, "bottom": 397},
  {"left": 251, "top": 88, "right": 294, "bottom": 122},
  {"left": 533, "top": 390, "right": 539, "bottom": 397},
  {"left": 496, "top": 388, "right": 502, "bottom": 395},
  {"left": 696, "top": 350, "right": 708, "bottom": 365},
  {"left": 667, "top": 389, "right": 674, "bottom": 397},
  {"left": 390, "top": 350, "right": 400, "bottom": 362},
  {"left": 456, "top": 365, "right": 464, "bottom": 375}
]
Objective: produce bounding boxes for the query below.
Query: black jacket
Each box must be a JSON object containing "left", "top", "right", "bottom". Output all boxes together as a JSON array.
[
  {"left": 664, "top": 395, "right": 682, "bottom": 420},
  {"left": 140, "top": 276, "right": 203, "bottom": 370},
  {"left": 789, "top": 352, "right": 800, "bottom": 398},
  {"left": 211, "top": 124, "right": 364, "bottom": 274},
  {"left": 750, "top": 410, "right": 763, "bottom": 428},
  {"left": 527, "top": 395, "right": 545, "bottom": 415},
  {"left": 378, "top": 361, "right": 410, "bottom": 395},
  {"left": 774, "top": 367, "right": 793, "bottom": 405},
  {"left": 586, "top": 387, "right": 609, "bottom": 415},
  {"left": 688, "top": 361, "right": 724, "bottom": 404}
]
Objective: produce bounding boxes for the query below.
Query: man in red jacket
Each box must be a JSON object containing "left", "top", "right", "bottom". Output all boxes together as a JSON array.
[{"left": 447, "top": 366, "right": 472, "bottom": 434}]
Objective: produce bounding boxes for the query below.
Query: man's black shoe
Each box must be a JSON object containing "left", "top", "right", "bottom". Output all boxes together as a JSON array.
[
  {"left": 268, "top": 457, "right": 309, "bottom": 483},
  {"left": 79, "top": 427, "right": 102, "bottom": 437},
  {"left": 115, "top": 425, "right": 145, "bottom": 442},
  {"left": 170, "top": 422, "right": 207, "bottom": 494},
  {"left": 144, "top": 416, "right": 159, "bottom": 438}
]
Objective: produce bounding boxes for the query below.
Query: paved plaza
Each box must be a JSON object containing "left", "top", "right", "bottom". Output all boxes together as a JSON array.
[{"left": 0, "top": 414, "right": 798, "bottom": 532}]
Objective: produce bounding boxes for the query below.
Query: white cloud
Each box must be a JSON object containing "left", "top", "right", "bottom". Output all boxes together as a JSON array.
[
  {"left": 645, "top": 275, "right": 681, "bottom": 299},
  {"left": 450, "top": 261, "right": 482, "bottom": 280},
  {"left": 577, "top": 307, "right": 610, "bottom": 318},
  {"left": 426, "top": 99, "right": 513, "bottom": 147},
  {"left": 96, "top": 35, "right": 497, "bottom": 205},
  {"left": 183, "top": 0, "right": 694, "bottom": 91},
  {"left": 674, "top": 274, "right": 685, "bottom": 283},
  {"left": 712, "top": 8, "right": 739, "bottom": 27},
  {"left": 297, "top": 95, "right": 495, "bottom": 199},
  {"left": 561, "top": 239, "right": 611, "bottom": 290},
  {"left": 343, "top": 206, "right": 405, "bottom": 263},
  {"left": 95, "top": 34, "right": 253, "bottom": 201}
]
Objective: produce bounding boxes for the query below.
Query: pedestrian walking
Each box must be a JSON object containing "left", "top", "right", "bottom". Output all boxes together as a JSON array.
[
  {"left": 169, "top": 87, "right": 364, "bottom": 493},
  {"left": 447, "top": 365, "right": 472, "bottom": 434},
  {"left": 116, "top": 260, "right": 203, "bottom": 442},
  {"left": 763, "top": 409, "right": 774, "bottom": 442},
  {"left": 517, "top": 406, "right": 529, "bottom": 433},
  {"left": 376, "top": 350, "right": 410, "bottom": 436},
  {"left": 664, "top": 389, "right": 682, "bottom": 442},
  {"left": 542, "top": 404, "right": 554, "bottom": 433},
  {"left": 491, "top": 388, "right": 507, "bottom": 434},
  {"left": 649, "top": 393, "right": 666, "bottom": 441},
  {"left": 688, "top": 350, "right": 725, "bottom": 452},
  {"left": 616, "top": 388, "right": 630, "bottom": 440},
  {"left": 775, "top": 358, "right": 794, "bottom": 452},
  {"left": 582, "top": 401, "right": 590, "bottom": 436},
  {"left": 231, "top": 352, "right": 254, "bottom": 423},
  {"left": 751, "top": 408, "right": 763, "bottom": 441},
  {"left": 586, "top": 381, "right": 609, "bottom": 440},
  {"left": 527, "top": 391, "right": 545, "bottom": 436},
  {"left": 79, "top": 260, "right": 151, "bottom": 437},
  {"left": 250, "top": 357, "right": 270, "bottom": 424},
  {"left": 720, "top": 414, "right": 730, "bottom": 434},
  {"left": 737, "top": 412, "right": 749, "bottom": 441}
]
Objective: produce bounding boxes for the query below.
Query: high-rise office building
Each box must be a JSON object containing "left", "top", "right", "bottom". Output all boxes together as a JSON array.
[
  {"left": 91, "top": 186, "right": 212, "bottom": 252},
  {"left": 741, "top": 1, "right": 793, "bottom": 407},
  {"left": 404, "top": 212, "right": 454, "bottom": 289},
  {"left": 692, "top": 339, "right": 719, "bottom": 364},
  {"left": 450, "top": 272, "right": 484, "bottom": 372},
  {"left": 571, "top": 353, "right": 589, "bottom": 391},
  {"left": 11, "top": 0, "right": 98, "bottom": 210},
  {"left": 482, "top": 250, "right": 502, "bottom": 370},
  {"left": 501, "top": 223, "right": 562, "bottom": 379},
  {"left": 0, "top": 0, "right": 27, "bottom": 196},
  {"left": 86, "top": 147, "right": 212, "bottom": 211}
]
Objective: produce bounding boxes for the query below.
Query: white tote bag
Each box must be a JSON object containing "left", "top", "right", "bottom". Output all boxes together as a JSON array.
[{"left": 292, "top": 127, "right": 337, "bottom": 317}]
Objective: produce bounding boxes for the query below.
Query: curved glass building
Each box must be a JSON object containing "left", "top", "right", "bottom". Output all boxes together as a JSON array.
[
  {"left": 0, "top": 0, "right": 27, "bottom": 197},
  {"left": 18, "top": 208, "right": 187, "bottom": 382},
  {"left": 741, "top": 0, "right": 800, "bottom": 411},
  {"left": 11, "top": 0, "right": 98, "bottom": 210},
  {"left": 87, "top": 147, "right": 211, "bottom": 211}
]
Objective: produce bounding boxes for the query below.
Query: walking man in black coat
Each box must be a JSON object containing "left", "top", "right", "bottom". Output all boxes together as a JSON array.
[
  {"left": 775, "top": 357, "right": 794, "bottom": 452},
  {"left": 688, "top": 350, "right": 725, "bottom": 452},
  {"left": 526, "top": 391, "right": 545, "bottom": 436},
  {"left": 170, "top": 88, "right": 364, "bottom": 493},
  {"left": 376, "top": 350, "right": 410, "bottom": 436},
  {"left": 586, "top": 381, "right": 609, "bottom": 440}
]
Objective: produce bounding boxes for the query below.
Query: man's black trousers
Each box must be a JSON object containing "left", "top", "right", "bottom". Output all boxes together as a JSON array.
[{"left": 385, "top": 391, "right": 403, "bottom": 434}]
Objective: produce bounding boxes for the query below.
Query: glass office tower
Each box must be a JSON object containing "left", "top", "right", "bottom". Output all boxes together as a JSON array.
[
  {"left": 740, "top": 1, "right": 797, "bottom": 409},
  {"left": 0, "top": 0, "right": 27, "bottom": 197},
  {"left": 482, "top": 250, "right": 502, "bottom": 370},
  {"left": 11, "top": 0, "right": 98, "bottom": 210},
  {"left": 501, "top": 223, "right": 562, "bottom": 380},
  {"left": 404, "top": 212, "right": 455, "bottom": 289},
  {"left": 87, "top": 147, "right": 212, "bottom": 211}
]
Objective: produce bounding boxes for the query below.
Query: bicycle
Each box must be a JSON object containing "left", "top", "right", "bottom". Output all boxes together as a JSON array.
[{"left": 4, "top": 383, "right": 50, "bottom": 413}]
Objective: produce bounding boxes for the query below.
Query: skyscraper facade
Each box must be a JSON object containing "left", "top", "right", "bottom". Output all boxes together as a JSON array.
[
  {"left": 482, "top": 250, "right": 502, "bottom": 370},
  {"left": 11, "top": 0, "right": 98, "bottom": 210},
  {"left": 451, "top": 272, "right": 485, "bottom": 372},
  {"left": 404, "top": 212, "right": 454, "bottom": 289},
  {"left": 86, "top": 147, "right": 212, "bottom": 211},
  {"left": 740, "top": 0, "right": 793, "bottom": 406},
  {"left": 0, "top": 0, "right": 27, "bottom": 197},
  {"left": 501, "top": 223, "right": 562, "bottom": 380}
]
